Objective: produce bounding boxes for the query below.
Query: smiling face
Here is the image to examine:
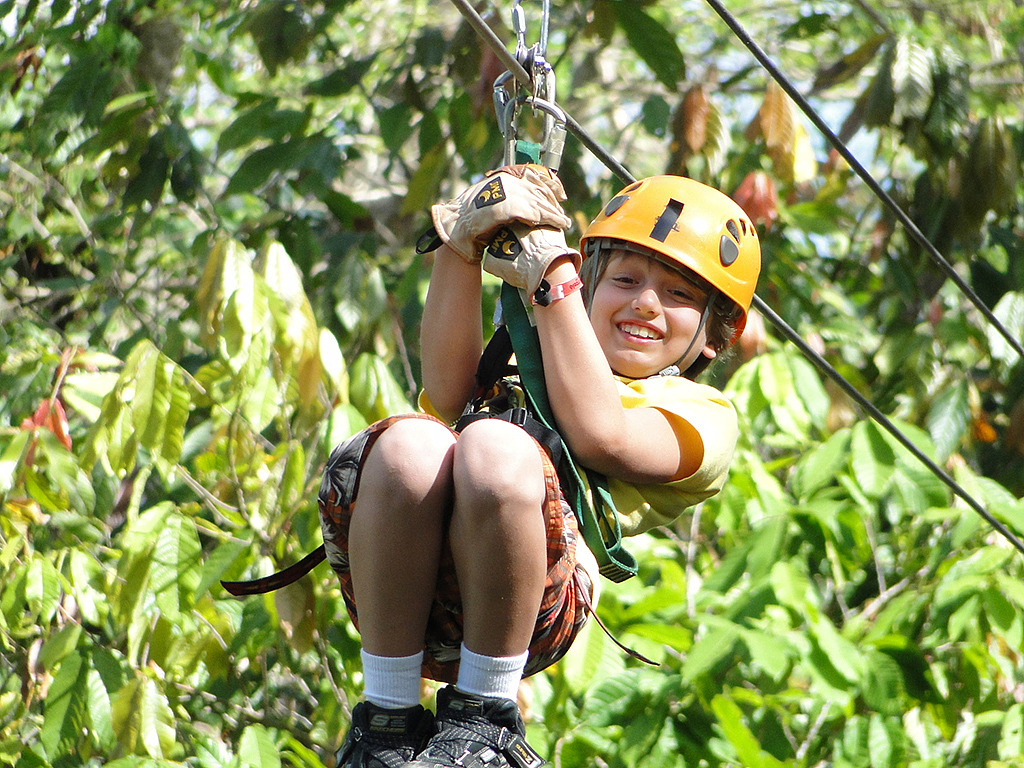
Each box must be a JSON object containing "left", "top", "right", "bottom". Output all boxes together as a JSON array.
[{"left": 588, "top": 250, "right": 717, "bottom": 379}]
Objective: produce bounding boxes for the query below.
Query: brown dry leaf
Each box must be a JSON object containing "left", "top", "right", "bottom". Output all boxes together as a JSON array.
[
  {"left": 758, "top": 81, "right": 795, "bottom": 156},
  {"left": 732, "top": 171, "right": 778, "bottom": 230},
  {"left": 1006, "top": 398, "right": 1024, "bottom": 454},
  {"left": 971, "top": 413, "right": 997, "bottom": 444},
  {"left": 681, "top": 84, "right": 710, "bottom": 154}
]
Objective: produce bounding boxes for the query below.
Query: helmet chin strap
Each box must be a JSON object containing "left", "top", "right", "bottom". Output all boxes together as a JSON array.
[{"left": 660, "top": 288, "right": 718, "bottom": 378}]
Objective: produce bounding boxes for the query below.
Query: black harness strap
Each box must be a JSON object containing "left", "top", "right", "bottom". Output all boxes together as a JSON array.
[{"left": 221, "top": 544, "right": 326, "bottom": 597}]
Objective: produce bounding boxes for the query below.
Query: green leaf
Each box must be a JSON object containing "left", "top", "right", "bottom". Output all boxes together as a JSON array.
[
  {"left": 238, "top": 724, "right": 282, "bottom": 768},
  {"left": 792, "top": 429, "right": 851, "bottom": 498},
  {"left": 86, "top": 664, "right": 117, "bottom": 751},
  {"left": 861, "top": 650, "right": 904, "bottom": 714},
  {"left": 926, "top": 379, "right": 969, "bottom": 460},
  {"left": 580, "top": 672, "right": 641, "bottom": 727},
  {"left": 124, "top": 131, "right": 171, "bottom": 208},
  {"left": 612, "top": 2, "right": 685, "bottom": 90},
  {"left": 999, "top": 704, "right": 1024, "bottom": 762},
  {"left": 989, "top": 291, "right": 1024, "bottom": 365},
  {"left": 770, "top": 559, "right": 815, "bottom": 615},
  {"left": 711, "top": 694, "right": 786, "bottom": 768},
  {"left": 810, "top": 616, "right": 865, "bottom": 683},
  {"left": 850, "top": 421, "right": 897, "bottom": 497},
  {"left": 63, "top": 369, "right": 120, "bottom": 423},
  {"left": 867, "top": 713, "right": 905, "bottom": 768},
  {"left": 740, "top": 627, "right": 793, "bottom": 682},
  {"left": 218, "top": 99, "right": 308, "bottom": 153},
  {"left": 40, "top": 652, "right": 89, "bottom": 759},
  {"left": 682, "top": 621, "right": 740, "bottom": 682},
  {"left": 224, "top": 140, "right": 300, "bottom": 196},
  {"left": 197, "top": 537, "right": 249, "bottom": 599},
  {"left": 982, "top": 586, "right": 1018, "bottom": 640},
  {"left": 25, "top": 555, "right": 61, "bottom": 626},
  {"left": 110, "top": 674, "right": 176, "bottom": 759},
  {"left": 85, "top": 340, "right": 191, "bottom": 474},
  {"left": 560, "top": 617, "right": 626, "bottom": 695},
  {"left": 38, "top": 624, "right": 83, "bottom": 669},
  {"left": 150, "top": 511, "right": 202, "bottom": 619},
  {"left": 305, "top": 54, "right": 378, "bottom": 97},
  {"left": 349, "top": 353, "right": 412, "bottom": 422},
  {"left": 378, "top": 103, "right": 415, "bottom": 155},
  {"left": 37, "top": 52, "right": 114, "bottom": 127},
  {"left": 862, "top": 42, "right": 896, "bottom": 126},
  {"left": 402, "top": 143, "right": 449, "bottom": 215},
  {"left": 947, "top": 593, "right": 982, "bottom": 642},
  {"left": 0, "top": 430, "right": 31, "bottom": 496},
  {"left": 245, "top": 0, "right": 312, "bottom": 77},
  {"left": 891, "top": 37, "right": 933, "bottom": 124}
]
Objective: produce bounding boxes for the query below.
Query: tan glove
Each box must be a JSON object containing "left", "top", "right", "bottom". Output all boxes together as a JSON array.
[
  {"left": 431, "top": 164, "right": 572, "bottom": 263},
  {"left": 481, "top": 222, "right": 583, "bottom": 296}
]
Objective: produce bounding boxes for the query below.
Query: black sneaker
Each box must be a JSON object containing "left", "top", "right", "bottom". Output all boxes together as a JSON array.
[
  {"left": 407, "top": 686, "right": 545, "bottom": 768},
  {"left": 336, "top": 701, "right": 434, "bottom": 768}
]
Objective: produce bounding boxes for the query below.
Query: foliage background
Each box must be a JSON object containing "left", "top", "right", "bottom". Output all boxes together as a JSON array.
[{"left": 2, "top": 0, "right": 1024, "bottom": 766}]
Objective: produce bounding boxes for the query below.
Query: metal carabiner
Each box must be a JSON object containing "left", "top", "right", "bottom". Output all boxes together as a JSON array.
[
  {"left": 499, "top": 94, "right": 566, "bottom": 171},
  {"left": 494, "top": 1, "right": 563, "bottom": 170}
]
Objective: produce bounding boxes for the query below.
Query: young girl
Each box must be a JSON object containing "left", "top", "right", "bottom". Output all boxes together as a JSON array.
[{"left": 318, "top": 170, "right": 760, "bottom": 768}]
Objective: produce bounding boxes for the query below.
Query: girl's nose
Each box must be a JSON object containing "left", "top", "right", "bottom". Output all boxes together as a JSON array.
[{"left": 632, "top": 286, "right": 660, "bottom": 315}]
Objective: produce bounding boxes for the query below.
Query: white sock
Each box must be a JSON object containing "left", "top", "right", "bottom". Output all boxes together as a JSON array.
[
  {"left": 456, "top": 643, "right": 528, "bottom": 701},
  {"left": 361, "top": 649, "right": 423, "bottom": 709}
]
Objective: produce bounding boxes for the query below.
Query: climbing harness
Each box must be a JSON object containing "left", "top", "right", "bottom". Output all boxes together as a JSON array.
[{"left": 224, "top": 1, "right": 640, "bottom": 601}]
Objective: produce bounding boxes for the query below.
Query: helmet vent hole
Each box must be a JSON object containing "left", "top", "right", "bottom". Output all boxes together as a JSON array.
[
  {"left": 603, "top": 194, "right": 630, "bottom": 217},
  {"left": 726, "top": 219, "right": 741, "bottom": 240},
  {"left": 720, "top": 235, "right": 740, "bottom": 266}
]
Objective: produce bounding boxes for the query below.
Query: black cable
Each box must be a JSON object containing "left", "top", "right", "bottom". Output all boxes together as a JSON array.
[
  {"left": 447, "top": 0, "right": 1024, "bottom": 556},
  {"left": 752, "top": 295, "right": 1024, "bottom": 556},
  {"left": 702, "top": 0, "right": 1024, "bottom": 362}
]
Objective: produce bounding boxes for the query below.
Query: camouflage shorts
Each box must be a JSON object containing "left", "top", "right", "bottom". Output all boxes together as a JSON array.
[{"left": 317, "top": 413, "right": 592, "bottom": 683}]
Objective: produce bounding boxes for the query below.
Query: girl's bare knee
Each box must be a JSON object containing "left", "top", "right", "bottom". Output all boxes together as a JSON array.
[
  {"left": 360, "top": 418, "right": 456, "bottom": 509},
  {"left": 453, "top": 419, "right": 546, "bottom": 511}
]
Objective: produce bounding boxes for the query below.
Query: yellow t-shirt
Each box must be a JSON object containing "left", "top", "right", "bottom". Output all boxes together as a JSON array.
[
  {"left": 419, "top": 374, "right": 738, "bottom": 537},
  {"left": 605, "top": 375, "right": 737, "bottom": 536}
]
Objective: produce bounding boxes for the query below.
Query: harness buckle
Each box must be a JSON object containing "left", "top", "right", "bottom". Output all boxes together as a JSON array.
[{"left": 508, "top": 407, "right": 529, "bottom": 427}]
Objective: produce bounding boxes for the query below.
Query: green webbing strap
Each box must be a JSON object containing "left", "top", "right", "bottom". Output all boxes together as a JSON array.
[
  {"left": 514, "top": 142, "right": 542, "bottom": 165},
  {"left": 500, "top": 283, "right": 637, "bottom": 582}
]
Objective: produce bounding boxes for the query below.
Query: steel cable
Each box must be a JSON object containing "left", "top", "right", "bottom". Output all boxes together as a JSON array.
[{"left": 703, "top": 0, "right": 1024, "bottom": 362}]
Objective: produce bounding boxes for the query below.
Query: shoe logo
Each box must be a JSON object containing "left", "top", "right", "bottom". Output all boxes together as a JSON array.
[{"left": 369, "top": 713, "right": 407, "bottom": 733}]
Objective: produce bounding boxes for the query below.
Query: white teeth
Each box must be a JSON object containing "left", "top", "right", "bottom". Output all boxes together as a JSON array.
[{"left": 620, "top": 323, "right": 660, "bottom": 339}]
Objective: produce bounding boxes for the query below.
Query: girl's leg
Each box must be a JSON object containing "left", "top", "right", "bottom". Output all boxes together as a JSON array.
[
  {"left": 347, "top": 417, "right": 457, "bottom": 657},
  {"left": 448, "top": 418, "right": 549, "bottom": 658}
]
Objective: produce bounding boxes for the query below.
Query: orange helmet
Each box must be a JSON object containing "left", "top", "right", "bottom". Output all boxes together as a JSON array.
[{"left": 580, "top": 175, "right": 761, "bottom": 340}]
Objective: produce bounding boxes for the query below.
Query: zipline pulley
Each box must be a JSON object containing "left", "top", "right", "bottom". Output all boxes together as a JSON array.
[{"left": 494, "top": 0, "right": 566, "bottom": 171}]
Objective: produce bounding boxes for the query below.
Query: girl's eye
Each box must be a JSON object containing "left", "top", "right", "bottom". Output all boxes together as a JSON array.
[{"left": 670, "top": 286, "right": 705, "bottom": 304}]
